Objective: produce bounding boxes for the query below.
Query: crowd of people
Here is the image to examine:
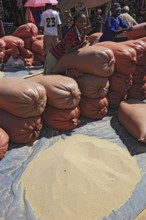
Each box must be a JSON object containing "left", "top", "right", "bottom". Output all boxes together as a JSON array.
[
  {"left": 0, "top": 1, "right": 143, "bottom": 73},
  {"left": 37, "top": 1, "right": 139, "bottom": 75}
]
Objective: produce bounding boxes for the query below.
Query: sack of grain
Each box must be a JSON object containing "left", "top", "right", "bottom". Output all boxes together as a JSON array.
[
  {"left": 109, "top": 72, "right": 132, "bottom": 96},
  {"left": 0, "top": 128, "right": 9, "bottom": 159},
  {"left": 125, "top": 22, "right": 146, "bottom": 40},
  {"left": 0, "top": 108, "right": 42, "bottom": 144},
  {"left": 26, "top": 75, "right": 81, "bottom": 109},
  {"left": 53, "top": 45, "right": 115, "bottom": 77},
  {"left": 76, "top": 73, "right": 109, "bottom": 98},
  {"left": 13, "top": 23, "right": 38, "bottom": 38},
  {"left": 42, "top": 105, "right": 80, "bottom": 131},
  {"left": 0, "top": 77, "right": 47, "bottom": 118},
  {"left": 108, "top": 91, "right": 127, "bottom": 108},
  {"left": 118, "top": 99, "right": 146, "bottom": 143},
  {"left": 127, "top": 83, "right": 146, "bottom": 100},
  {"left": 97, "top": 41, "right": 137, "bottom": 75},
  {"left": 120, "top": 39, "right": 146, "bottom": 66},
  {"left": 1, "top": 36, "right": 24, "bottom": 49},
  {"left": 79, "top": 96, "right": 108, "bottom": 119}
]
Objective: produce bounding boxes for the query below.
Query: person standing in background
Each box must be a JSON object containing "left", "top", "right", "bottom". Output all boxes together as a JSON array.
[
  {"left": 116, "top": 5, "right": 138, "bottom": 41},
  {"left": 34, "top": 7, "right": 43, "bottom": 34},
  {"left": 60, "top": 10, "right": 73, "bottom": 39},
  {"left": 40, "top": 3, "right": 62, "bottom": 56},
  {"left": 99, "top": 3, "right": 130, "bottom": 42},
  {"left": 95, "top": 9, "right": 104, "bottom": 32},
  {"left": 120, "top": 6, "right": 138, "bottom": 27}
]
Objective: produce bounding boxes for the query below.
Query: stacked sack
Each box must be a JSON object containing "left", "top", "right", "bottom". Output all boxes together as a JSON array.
[
  {"left": 97, "top": 41, "right": 137, "bottom": 108},
  {"left": 87, "top": 32, "right": 103, "bottom": 44},
  {"left": 67, "top": 69, "right": 109, "bottom": 120},
  {"left": 1, "top": 35, "right": 24, "bottom": 64},
  {"left": 0, "top": 77, "right": 47, "bottom": 144},
  {"left": 1, "top": 23, "right": 44, "bottom": 66},
  {"left": 0, "top": 128, "right": 9, "bottom": 159},
  {"left": 54, "top": 44, "right": 115, "bottom": 119},
  {"left": 125, "top": 22, "right": 146, "bottom": 40},
  {"left": 12, "top": 23, "right": 38, "bottom": 50},
  {"left": 12, "top": 23, "right": 45, "bottom": 65},
  {"left": 0, "top": 39, "right": 6, "bottom": 64},
  {"left": 31, "top": 35, "right": 45, "bottom": 64},
  {"left": 121, "top": 39, "right": 146, "bottom": 100},
  {"left": 118, "top": 99, "right": 146, "bottom": 143},
  {"left": 26, "top": 75, "right": 81, "bottom": 131}
]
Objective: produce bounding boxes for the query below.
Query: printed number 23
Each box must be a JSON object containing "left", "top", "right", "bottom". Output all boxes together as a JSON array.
[{"left": 46, "top": 17, "right": 56, "bottom": 27}]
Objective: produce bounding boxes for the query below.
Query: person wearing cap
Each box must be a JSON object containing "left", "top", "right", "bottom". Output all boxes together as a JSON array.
[
  {"left": 120, "top": 6, "right": 138, "bottom": 27},
  {"left": 40, "top": 3, "right": 62, "bottom": 55},
  {"left": 116, "top": 6, "right": 138, "bottom": 41},
  {"left": 99, "top": 3, "right": 131, "bottom": 42}
]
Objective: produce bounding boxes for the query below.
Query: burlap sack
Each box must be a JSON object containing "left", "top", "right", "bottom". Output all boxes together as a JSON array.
[
  {"left": 0, "top": 51, "right": 5, "bottom": 62},
  {"left": 0, "top": 39, "right": 6, "bottom": 51},
  {"left": 0, "top": 109, "right": 42, "bottom": 144},
  {"left": 33, "top": 35, "right": 44, "bottom": 41},
  {"left": 118, "top": 99, "right": 146, "bottom": 143},
  {"left": 26, "top": 75, "right": 81, "bottom": 109},
  {"left": 97, "top": 41, "right": 137, "bottom": 75},
  {"left": 31, "top": 39, "right": 44, "bottom": 56},
  {"left": 120, "top": 39, "right": 146, "bottom": 66},
  {"left": 1, "top": 36, "right": 24, "bottom": 49},
  {"left": 0, "top": 77, "right": 47, "bottom": 118},
  {"left": 53, "top": 45, "right": 115, "bottom": 77},
  {"left": 109, "top": 72, "right": 132, "bottom": 96},
  {"left": 127, "top": 83, "right": 146, "bottom": 100},
  {"left": 23, "top": 37, "right": 35, "bottom": 50},
  {"left": 42, "top": 105, "right": 80, "bottom": 131},
  {"left": 125, "top": 22, "right": 146, "bottom": 40},
  {"left": 0, "top": 128, "right": 9, "bottom": 159},
  {"left": 76, "top": 73, "right": 109, "bottom": 98},
  {"left": 12, "top": 23, "right": 38, "bottom": 38},
  {"left": 79, "top": 96, "right": 108, "bottom": 119},
  {"left": 19, "top": 46, "right": 34, "bottom": 59},
  {"left": 132, "top": 65, "right": 146, "bottom": 85},
  {"left": 87, "top": 32, "right": 102, "bottom": 43},
  {"left": 108, "top": 91, "right": 127, "bottom": 108}
]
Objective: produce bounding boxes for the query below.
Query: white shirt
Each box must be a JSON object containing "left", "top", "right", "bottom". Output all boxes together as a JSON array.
[{"left": 40, "top": 9, "right": 62, "bottom": 36}]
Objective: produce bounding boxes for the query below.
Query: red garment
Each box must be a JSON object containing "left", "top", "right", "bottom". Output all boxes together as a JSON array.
[
  {"left": 50, "top": 26, "right": 85, "bottom": 59},
  {"left": 25, "top": 8, "right": 35, "bottom": 24}
]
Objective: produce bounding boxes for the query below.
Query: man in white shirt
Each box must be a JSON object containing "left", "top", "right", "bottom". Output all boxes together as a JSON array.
[{"left": 40, "top": 3, "right": 62, "bottom": 55}]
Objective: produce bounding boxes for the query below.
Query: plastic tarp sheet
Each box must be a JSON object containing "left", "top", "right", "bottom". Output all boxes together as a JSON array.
[{"left": 0, "top": 67, "right": 146, "bottom": 220}]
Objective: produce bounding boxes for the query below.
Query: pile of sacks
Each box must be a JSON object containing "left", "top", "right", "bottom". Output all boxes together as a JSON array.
[
  {"left": 96, "top": 41, "right": 136, "bottom": 108},
  {"left": 0, "top": 75, "right": 81, "bottom": 158},
  {"left": 0, "top": 77, "right": 46, "bottom": 145},
  {"left": 53, "top": 44, "right": 115, "bottom": 119},
  {"left": 2, "top": 22, "right": 146, "bottom": 158},
  {"left": 26, "top": 75, "right": 81, "bottom": 131},
  {"left": 0, "top": 23, "right": 45, "bottom": 67}
]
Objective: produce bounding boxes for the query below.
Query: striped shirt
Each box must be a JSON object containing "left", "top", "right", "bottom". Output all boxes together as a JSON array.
[{"left": 50, "top": 26, "right": 85, "bottom": 59}]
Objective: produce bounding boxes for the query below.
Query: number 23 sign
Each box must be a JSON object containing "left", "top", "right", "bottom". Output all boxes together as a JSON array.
[{"left": 46, "top": 17, "right": 56, "bottom": 27}]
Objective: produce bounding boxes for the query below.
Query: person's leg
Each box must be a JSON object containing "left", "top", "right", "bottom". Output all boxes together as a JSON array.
[
  {"left": 44, "top": 51, "right": 58, "bottom": 75},
  {"left": 43, "top": 35, "right": 52, "bottom": 56},
  {"left": 51, "top": 36, "right": 59, "bottom": 47}
]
